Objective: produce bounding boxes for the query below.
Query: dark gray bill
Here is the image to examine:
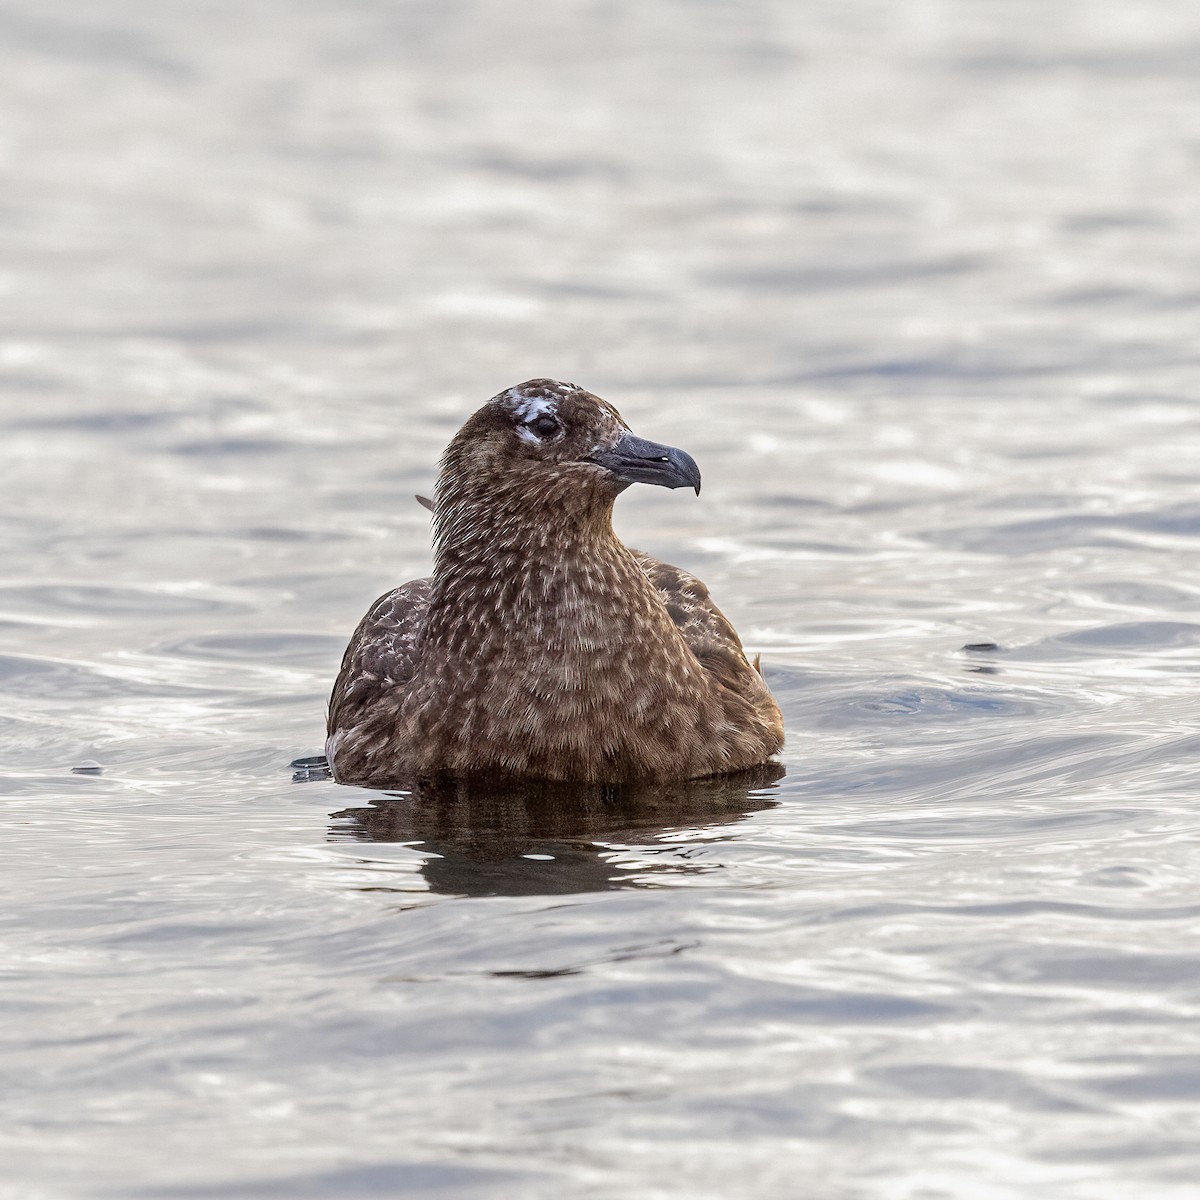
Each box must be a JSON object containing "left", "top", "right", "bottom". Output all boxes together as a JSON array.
[{"left": 586, "top": 431, "right": 702, "bottom": 494}]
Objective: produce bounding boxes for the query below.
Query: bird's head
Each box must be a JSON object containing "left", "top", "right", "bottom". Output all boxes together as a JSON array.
[{"left": 437, "top": 379, "right": 701, "bottom": 519}]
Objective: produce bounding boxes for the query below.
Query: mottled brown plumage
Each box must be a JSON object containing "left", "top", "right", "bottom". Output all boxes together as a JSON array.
[{"left": 327, "top": 379, "right": 784, "bottom": 787}]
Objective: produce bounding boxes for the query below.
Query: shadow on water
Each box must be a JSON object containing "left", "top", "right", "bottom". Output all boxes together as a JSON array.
[{"left": 307, "top": 761, "right": 784, "bottom": 897}]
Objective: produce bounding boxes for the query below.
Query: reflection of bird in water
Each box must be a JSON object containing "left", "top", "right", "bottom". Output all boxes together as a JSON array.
[
  {"left": 328, "top": 764, "right": 784, "bottom": 898},
  {"left": 327, "top": 378, "right": 783, "bottom": 788}
]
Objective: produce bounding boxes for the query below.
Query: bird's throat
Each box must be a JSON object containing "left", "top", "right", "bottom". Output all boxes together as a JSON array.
[{"left": 420, "top": 496, "right": 691, "bottom": 709}]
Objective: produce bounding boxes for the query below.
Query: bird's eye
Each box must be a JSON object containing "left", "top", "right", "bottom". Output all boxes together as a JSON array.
[{"left": 528, "top": 414, "right": 561, "bottom": 440}]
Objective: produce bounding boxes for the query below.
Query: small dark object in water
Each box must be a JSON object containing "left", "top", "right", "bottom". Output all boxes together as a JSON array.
[
  {"left": 327, "top": 378, "right": 784, "bottom": 787},
  {"left": 71, "top": 760, "right": 103, "bottom": 775},
  {"left": 290, "top": 755, "right": 329, "bottom": 769},
  {"left": 290, "top": 754, "right": 332, "bottom": 782},
  {"left": 963, "top": 642, "right": 1001, "bottom": 652}
]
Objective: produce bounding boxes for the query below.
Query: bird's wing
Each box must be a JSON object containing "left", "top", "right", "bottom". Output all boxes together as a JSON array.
[
  {"left": 327, "top": 578, "right": 431, "bottom": 735},
  {"left": 633, "top": 552, "right": 768, "bottom": 693}
]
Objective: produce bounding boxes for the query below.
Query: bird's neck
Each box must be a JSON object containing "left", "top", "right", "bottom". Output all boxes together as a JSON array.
[{"left": 422, "top": 487, "right": 668, "bottom": 663}]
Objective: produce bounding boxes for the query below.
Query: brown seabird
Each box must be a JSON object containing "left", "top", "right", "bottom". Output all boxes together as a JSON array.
[{"left": 327, "top": 379, "right": 784, "bottom": 787}]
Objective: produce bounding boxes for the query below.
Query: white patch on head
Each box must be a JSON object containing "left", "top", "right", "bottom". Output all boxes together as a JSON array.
[
  {"left": 513, "top": 395, "right": 557, "bottom": 445},
  {"left": 503, "top": 380, "right": 582, "bottom": 444},
  {"left": 510, "top": 393, "right": 558, "bottom": 423},
  {"left": 504, "top": 380, "right": 580, "bottom": 414}
]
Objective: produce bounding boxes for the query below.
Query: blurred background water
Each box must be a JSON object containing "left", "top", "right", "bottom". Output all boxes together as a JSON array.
[{"left": 3, "top": 2, "right": 1200, "bottom": 1197}]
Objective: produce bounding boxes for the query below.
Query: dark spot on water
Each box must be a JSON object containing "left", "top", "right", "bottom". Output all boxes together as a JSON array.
[
  {"left": 491, "top": 966, "right": 584, "bottom": 979},
  {"left": 290, "top": 755, "right": 330, "bottom": 771},
  {"left": 291, "top": 754, "right": 332, "bottom": 783}
]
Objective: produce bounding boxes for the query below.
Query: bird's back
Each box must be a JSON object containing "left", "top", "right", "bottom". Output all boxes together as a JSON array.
[
  {"left": 327, "top": 578, "right": 430, "bottom": 756},
  {"left": 633, "top": 552, "right": 774, "bottom": 700}
]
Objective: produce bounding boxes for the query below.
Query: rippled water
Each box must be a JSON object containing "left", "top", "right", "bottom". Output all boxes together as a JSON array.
[{"left": 4, "top": 2, "right": 1200, "bottom": 1197}]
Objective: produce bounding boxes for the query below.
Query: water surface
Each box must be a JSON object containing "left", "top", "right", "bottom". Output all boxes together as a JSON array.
[{"left": 3, "top": 2, "right": 1200, "bottom": 1197}]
